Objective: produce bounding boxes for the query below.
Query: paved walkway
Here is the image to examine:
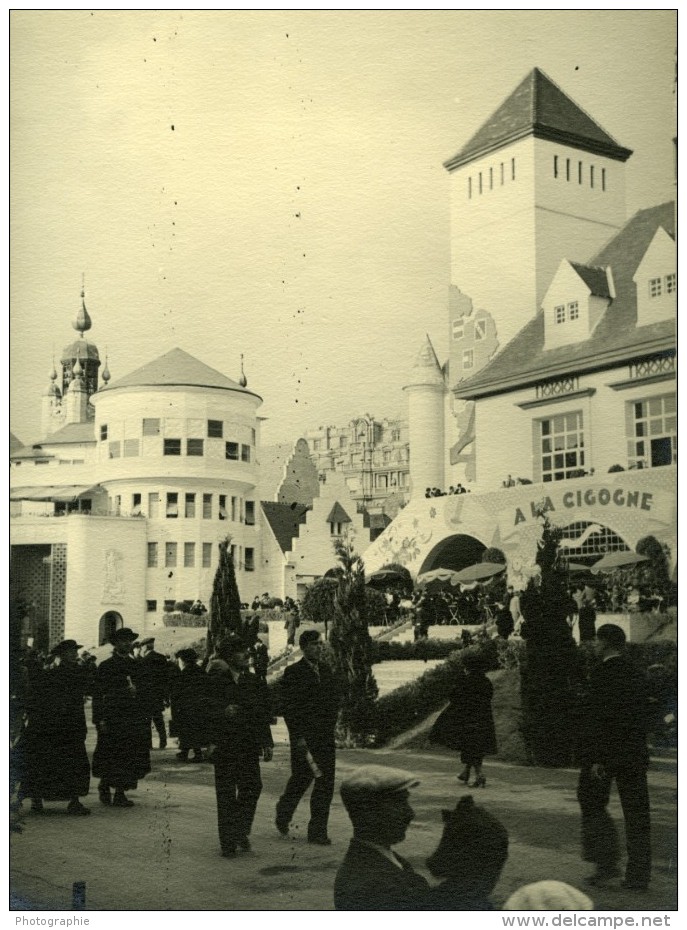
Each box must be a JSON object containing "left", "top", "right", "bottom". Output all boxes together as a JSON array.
[{"left": 10, "top": 739, "right": 676, "bottom": 912}]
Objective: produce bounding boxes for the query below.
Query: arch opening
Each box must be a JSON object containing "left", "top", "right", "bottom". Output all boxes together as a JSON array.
[
  {"left": 419, "top": 534, "right": 486, "bottom": 575},
  {"left": 99, "top": 611, "right": 124, "bottom": 646}
]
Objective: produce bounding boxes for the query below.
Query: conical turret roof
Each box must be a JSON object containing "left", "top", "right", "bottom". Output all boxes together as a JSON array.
[
  {"left": 404, "top": 335, "right": 445, "bottom": 389},
  {"left": 444, "top": 68, "right": 632, "bottom": 172}
]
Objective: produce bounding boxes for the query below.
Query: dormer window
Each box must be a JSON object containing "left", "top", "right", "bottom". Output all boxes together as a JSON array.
[
  {"left": 649, "top": 278, "right": 662, "bottom": 298},
  {"left": 452, "top": 319, "right": 464, "bottom": 341},
  {"left": 474, "top": 319, "right": 486, "bottom": 341},
  {"left": 665, "top": 273, "right": 676, "bottom": 295}
]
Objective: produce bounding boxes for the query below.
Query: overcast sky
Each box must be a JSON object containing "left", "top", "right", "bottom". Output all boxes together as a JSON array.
[{"left": 10, "top": 10, "right": 676, "bottom": 446}]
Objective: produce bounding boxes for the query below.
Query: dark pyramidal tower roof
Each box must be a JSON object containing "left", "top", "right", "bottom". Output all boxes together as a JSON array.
[{"left": 444, "top": 68, "right": 632, "bottom": 172}]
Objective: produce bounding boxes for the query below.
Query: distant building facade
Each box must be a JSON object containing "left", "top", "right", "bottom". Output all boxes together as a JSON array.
[{"left": 304, "top": 415, "right": 410, "bottom": 517}]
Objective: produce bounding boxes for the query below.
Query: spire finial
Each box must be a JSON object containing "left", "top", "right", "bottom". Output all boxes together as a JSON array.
[
  {"left": 239, "top": 353, "right": 247, "bottom": 387},
  {"left": 73, "top": 276, "right": 92, "bottom": 336},
  {"left": 102, "top": 348, "right": 111, "bottom": 384}
]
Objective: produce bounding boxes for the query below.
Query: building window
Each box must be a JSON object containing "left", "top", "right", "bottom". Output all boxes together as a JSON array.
[
  {"left": 578, "top": 161, "right": 583, "bottom": 184},
  {"left": 251, "top": 428, "right": 256, "bottom": 444},
  {"left": 123, "top": 439, "right": 139, "bottom": 457},
  {"left": 649, "top": 278, "right": 662, "bottom": 298},
  {"left": 539, "top": 411, "right": 584, "bottom": 482},
  {"left": 100, "top": 424, "right": 108, "bottom": 441},
  {"left": 665, "top": 273, "right": 676, "bottom": 294},
  {"left": 627, "top": 395, "right": 676, "bottom": 469},
  {"left": 147, "top": 542, "right": 158, "bottom": 568},
  {"left": 219, "top": 495, "right": 228, "bottom": 520},
  {"left": 185, "top": 493, "right": 196, "bottom": 519},
  {"left": 148, "top": 492, "right": 159, "bottom": 519},
  {"left": 202, "top": 542, "right": 212, "bottom": 568},
  {"left": 184, "top": 542, "right": 195, "bottom": 567},
  {"left": 463, "top": 349, "right": 474, "bottom": 370},
  {"left": 566, "top": 158, "right": 570, "bottom": 182},
  {"left": 225, "top": 441, "right": 239, "bottom": 460},
  {"left": 555, "top": 305, "right": 566, "bottom": 324},
  {"left": 590, "top": 165, "right": 594, "bottom": 188},
  {"left": 560, "top": 522, "right": 629, "bottom": 559},
  {"left": 500, "top": 162, "right": 504, "bottom": 185},
  {"left": 166, "top": 492, "right": 179, "bottom": 518},
  {"left": 231, "top": 496, "right": 238, "bottom": 522},
  {"left": 142, "top": 418, "right": 160, "bottom": 436},
  {"left": 468, "top": 176, "right": 472, "bottom": 199},
  {"left": 164, "top": 438, "right": 181, "bottom": 456},
  {"left": 330, "top": 522, "right": 343, "bottom": 536},
  {"left": 208, "top": 420, "right": 223, "bottom": 438},
  {"left": 244, "top": 548, "right": 255, "bottom": 572},
  {"left": 113, "top": 495, "right": 122, "bottom": 516},
  {"left": 313, "top": 439, "right": 321, "bottom": 451},
  {"left": 511, "top": 158, "right": 515, "bottom": 181},
  {"left": 553, "top": 155, "right": 558, "bottom": 178},
  {"left": 165, "top": 542, "right": 177, "bottom": 568},
  {"left": 187, "top": 438, "right": 204, "bottom": 456},
  {"left": 452, "top": 318, "right": 464, "bottom": 341},
  {"left": 489, "top": 166, "right": 493, "bottom": 190},
  {"left": 132, "top": 493, "right": 142, "bottom": 517},
  {"left": 601, "top": 168, "right": 606, "bottom": 191},
  {"left": 202, "top": 493, "right": 212, "bottom": 519},
  {"left": 163, "top": 599, "right": 176, "bottom": 613},
  {"left": 245, "top": 500, "right": 255, "bottom": 526},
  {"left": 474, "top": 319, "right": 486, "bottom": 341},
  {"left": 478, "top": 172, "right": 482, "bottom": 194},
  {"left": 109, "top": 441, "right": 121, "bottom": 459},
  {"left": 340, "top": 436, "right": 348, "bottom": 448},
  {"left": 568, "top": 301, "right": 579, "bottom": 321},
  {"left": 241, "top": 444, "right": 251, "bottom": 463},
  {"left": 146, "top": 600, "right": 157, "bottom": 613}
]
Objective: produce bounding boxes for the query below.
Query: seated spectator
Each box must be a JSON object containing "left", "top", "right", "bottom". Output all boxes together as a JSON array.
[
  {"left": 423, "top": 795, "right": 509, "bottom": 910},
  {"left": 503, "top": 881, "right": 593, "bottom": 910}
]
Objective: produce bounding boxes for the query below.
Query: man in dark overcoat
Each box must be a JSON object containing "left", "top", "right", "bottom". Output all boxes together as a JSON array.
[
  {"left": 92, "top": 627, "right": 151, "bottom": 807},
  {"left": 275, "top": 629, "right": 340, "bottom": 845},
  {"left": 577, "top": 624, "right": 651, "bottom": 891},
  {"left": 170, "top": 648, "right": 209, "bottom": 762},
  {"left": 334, "top": 765, "right": 429, "bottom": 910},
  {"left": 139, "top": 636, "right": 170, "bottom": 749},
  {"left": 205, "top": 634, "right": 273, "bottom": 858},
  {"left": 20, "top": 639, "right": 91, "bottom": 815}
]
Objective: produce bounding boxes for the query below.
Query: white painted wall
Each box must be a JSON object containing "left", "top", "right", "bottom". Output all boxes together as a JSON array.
[{"left": 406, "top": 384, "right": 445, "bottom": 495}]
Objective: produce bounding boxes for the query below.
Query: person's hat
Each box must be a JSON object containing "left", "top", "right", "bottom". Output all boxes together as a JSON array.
[
  {"left": 175, "top": 648, "right": 198, "bottom": 664},
  {"left": 426, "top": 795, "right": 509, "bottom": 879},
  {"left": 340, "top": 765, "right": 419, "bottom": 805},
  {"left": 503, "top": 881, "right": 593, "bottom": 911},
  {"left": 217, "top": 633, "right": 248, "bottom": 657},
  {"left": 139, "top": 637, "right": 155, "bottom": 647},
  {"left": 110, "top": 627, "right": 139, "bottom": 645},
  {"left": 50, "top": 639, "right": 83, "bottom": 655}
]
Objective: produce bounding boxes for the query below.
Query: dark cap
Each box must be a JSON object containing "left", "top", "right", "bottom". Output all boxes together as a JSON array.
[
  {"left": 51, "top": 639, "right": 83, "bottom": 655},
  {"left": 216, "top": 633, "right": 248, "bottom": 658},
  {"left": 175, "top": 648, "right": 198, "bottom": 664},
  {"left": 340, "top": 765, "right": 420, "bottom": 806},
  {"left": 139, "top": 637, "right": 155, "bottom": 647},
  {"left": 110, "top": 627, "right": 139, "bottom": 645}
]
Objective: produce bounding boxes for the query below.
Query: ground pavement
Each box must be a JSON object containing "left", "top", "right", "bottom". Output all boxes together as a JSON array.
[{"left": 10, "top": 720, "right": 676, "bottom": 913}]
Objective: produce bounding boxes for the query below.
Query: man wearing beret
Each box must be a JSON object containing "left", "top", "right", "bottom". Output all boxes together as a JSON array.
[
  {"left": 92, "top": 628, "right": 151, "bottom": 807},
  {"left": 335, "top": 764, "right": 429, "bottom": 910},
  {"left": 275, "top": 629, "right": 341, "bottom": 845},
  {"left": 205, "top": 634, "right": 274, "bottom": 858},
  {"left": 139, "top": 637, "right": 170, "bottom": 750},
  {"left": 20, "top": 639, "right": 91, "bottom": 816}
]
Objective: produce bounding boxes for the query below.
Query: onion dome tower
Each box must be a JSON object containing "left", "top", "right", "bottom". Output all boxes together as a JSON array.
[
  {"left": 60, "top": 281, "right": 101, "bottom": 403},
  {"left": 40, "top": 359, "right": 63, "bottom": 436}
]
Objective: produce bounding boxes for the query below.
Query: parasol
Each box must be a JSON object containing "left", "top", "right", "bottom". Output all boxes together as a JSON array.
[
  {"left": 591, "top": 551, "right": 649, "bottom": 574},
  {"left": 453, "top": 561, "right": 507, "bottom": 584},
  {"left": 416, "top": 568, "right": 460, "bottom": 590},
  {"left": 366, "top": 569, "right": 407, "bottom": 586}
]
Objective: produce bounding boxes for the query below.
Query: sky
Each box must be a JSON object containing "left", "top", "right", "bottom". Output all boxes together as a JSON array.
[{"left": 10, "top": 10, "right": 676, "bottom": 446}]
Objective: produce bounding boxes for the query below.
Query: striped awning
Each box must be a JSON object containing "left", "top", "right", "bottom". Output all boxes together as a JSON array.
[{"left": 10, "top": 485, "right": 99, "bottom": 503}]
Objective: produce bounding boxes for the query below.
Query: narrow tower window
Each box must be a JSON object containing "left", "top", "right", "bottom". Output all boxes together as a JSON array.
[
  {"left": 468, "top": 176, "right": 472, "bottom": 199},
  {"left": 500, "top": 162, "right": 504, "bottom": 185},
  {"left": 601, "top": 168, "right": 606, "bottom": 191},
  {"left": 489, "top": 167, "right": 493, "bottom": 190},
  {"left": 553, "top": 155, "right": 558, "bottom": 178},
  {"left": 511, "top": 158, "right": 516, "bottom": 181},
  {"left": 566, "top": 158, "right": 570, "bottom": 181},
  {"left": 478, "top": 172, "right": 483, "bottom": 194},
  {"left": 590, "top": 165, "right": 594, "bottom": 189},
  {"left": 578, "top": 161, "right": 583, "bottom": 185}
]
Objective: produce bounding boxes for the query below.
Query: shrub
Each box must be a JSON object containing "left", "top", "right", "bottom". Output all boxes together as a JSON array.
[
  {"left": 371, "top": 638, "right": 463, "bottom": 662},
  {"left": 163, "top": 612, "right": 208, "bottom": 628},
  {"left": 608, "top": 464, "right": 625, "bottom": 473}
]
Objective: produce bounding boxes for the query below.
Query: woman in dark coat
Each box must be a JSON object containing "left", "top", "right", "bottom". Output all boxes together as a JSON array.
[
  {"left": 20, "top": 639, "right": 91, "bottom": 815},
  {"left": 429, "top": 651, "right": 496, "bottom": 787},
  {"left": 170, "top": 649, "right": 210, "bottom": 762},
  {"left": 91, "top": 627, "right": 151, "bottom": 807}
]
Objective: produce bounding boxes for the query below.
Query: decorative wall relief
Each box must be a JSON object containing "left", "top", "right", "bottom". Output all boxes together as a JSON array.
[{"left": 102, "top": 548, "right": 125, "bottom": 603}]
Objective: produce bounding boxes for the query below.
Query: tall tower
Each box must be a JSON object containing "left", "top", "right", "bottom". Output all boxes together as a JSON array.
[
  {"left": 444, "top": 68, "right": 632, "bottom": 381},
  {"left": 60, "top": 284, "right": 101, "bottom": 408},
  {"left": 403, "top": 335, "right": 446, "bottom": 497}
]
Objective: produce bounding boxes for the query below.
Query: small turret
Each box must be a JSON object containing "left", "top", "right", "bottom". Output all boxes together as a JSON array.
[{"left": 403, "top": 335, "right": 446, "bottom": 496}]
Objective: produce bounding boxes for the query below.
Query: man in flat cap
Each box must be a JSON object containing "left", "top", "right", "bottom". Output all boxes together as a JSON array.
[
  {"left": 139, "top": 636, "right": 170, "bottom": 750},
  {"left": 334, "top": 764, "right": 429, "bottom": 910},
  {"left": 92, "top": 628, "right": 151, "bottom": 807},
  {"left": 19, "top": 639, "right": 91, "bottom": 816},
  {"left": 205, "top": 634, "right": 274, "bottom": 858},
  {"left": 275, "top": 629, "right": 340, "bottom": 845}
]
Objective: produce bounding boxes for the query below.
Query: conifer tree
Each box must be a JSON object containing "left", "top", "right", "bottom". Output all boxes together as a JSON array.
[
  {"left": 206, "top": 537, "right": 243, "bottom": 656},
  {"left": 328, "top": 534, "right": 379, "bottom": 746}
]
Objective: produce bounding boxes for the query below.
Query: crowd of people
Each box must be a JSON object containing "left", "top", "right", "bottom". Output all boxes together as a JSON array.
[
  {"left": 11, "top": 616, "right": 660, "bottom": 909},
  {"left": 424, "top": 485, "right": 470, "bottom": 497}
]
